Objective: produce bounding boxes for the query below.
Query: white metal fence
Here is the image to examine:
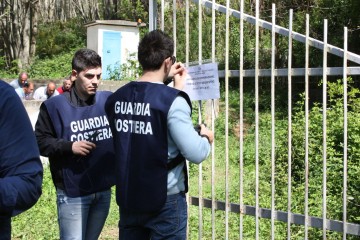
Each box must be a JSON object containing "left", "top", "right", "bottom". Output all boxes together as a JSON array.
[{"left": 150, "top": 0, "right": 360, "bottom": 239}]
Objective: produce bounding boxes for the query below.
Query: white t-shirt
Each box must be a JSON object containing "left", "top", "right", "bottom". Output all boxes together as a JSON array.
[{"left": 33, "top": 86, "right": 59, "bottom": 100}]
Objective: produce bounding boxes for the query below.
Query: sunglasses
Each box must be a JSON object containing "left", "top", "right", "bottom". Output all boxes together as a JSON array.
[{"left": 170, "top": 56, "right": 176, "bottom": 65}]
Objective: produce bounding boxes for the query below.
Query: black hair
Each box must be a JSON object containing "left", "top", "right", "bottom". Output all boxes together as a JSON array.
[
  {"left": 72, "top": 49, "right": 102, "bottom": 73},
  {"left": 138, "top": 30, "right": 174, "bottom": 71}
]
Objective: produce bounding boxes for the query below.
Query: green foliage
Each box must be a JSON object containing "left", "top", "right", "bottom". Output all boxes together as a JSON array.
[
  {"left": 271, "top": 77, "right": 360, "bottom": 237},
  {"left": 105, "top": 53, "right": 142, "bottom": 81},
  {"left": 103, "top": 0, "right": 147, "bottom": 23},
  {"left": 0, "top": 18, "right": 86, "bottom": 79},
  {"left": 13, "top": 18, "right": 87, "bottom": 80},
  {"left": 163, "top": 2, "right": 256, "bottom": 72},
  {"left": 0, "top": 60, "right": 19, "bottom": 78},
  {"left": 36, "top": 19, "right": 86, "bottom": 59},
  {"left": 0, "top": 49, "right": 20, "bottom": 78},
  {"left": 0, "top": 52, "right": 6, "bottom": 70},
  {"left": 28, "top": 51, "right": 78, "bottom": 79},
  {"left": 187, "top": 77, "right": 360, "bottom": 239}
]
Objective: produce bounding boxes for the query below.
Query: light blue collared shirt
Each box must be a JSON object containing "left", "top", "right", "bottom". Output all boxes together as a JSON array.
[{"left": 167, "top": 95, "right": 211, "bottom": 195}]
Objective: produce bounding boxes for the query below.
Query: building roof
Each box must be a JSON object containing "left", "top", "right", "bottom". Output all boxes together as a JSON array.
[{"left": 84, "top": 20, "right": 146, "bottom": 28}]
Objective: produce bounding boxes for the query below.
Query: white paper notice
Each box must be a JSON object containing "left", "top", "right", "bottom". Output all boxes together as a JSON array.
[{"left": 183, "top": 62, "right": 220, "bottom": 101}]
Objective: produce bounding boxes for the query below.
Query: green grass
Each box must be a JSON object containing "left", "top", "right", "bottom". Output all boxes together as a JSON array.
[{"left": 11, "top": 167, "right": 118, "bottom": 240}]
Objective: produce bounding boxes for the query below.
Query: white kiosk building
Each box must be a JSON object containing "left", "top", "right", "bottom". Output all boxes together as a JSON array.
[{"left": 85, "top": 20, "right": 144, "bottom": 80}]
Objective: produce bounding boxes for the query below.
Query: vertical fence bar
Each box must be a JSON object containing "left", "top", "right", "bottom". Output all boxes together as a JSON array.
[
  {"left": 211, "top": 0, "right": 216, "bottom": 63},
  {"left": 270, "top": 4, "right": 276, "bottom": 240},
  {"left": 255, "top": 0, "right": 260, "bottom": 238},
  {"left": 210, "top": 103, "right": 216, "bottom": 240},
  {"left": 225, "top": 0, "right": 230, "bottom": 239},
  {"left": 185, "top": 0, "right": 190, "bottom": 238},
  {"left": 239, "top": 0, "right": 244, "bottom": 239},
  {"left": 186, "top": 0, "right": 189, "bottom": 65},
  {"left": 148, "top": 0, "right": 157, "bottom": 31},
  {"left": 287, "top": 9, "right": 293, "bottom": 240},
  {"left": 211, "top": 103, "right": 216, "bottom": 240},
  {"left": 197, "top": 102, "right": 203, "bottom": 240},
  {"left": 342, "top": 27, "right": 348, "bottom": 240},
  {"left": 198, "top": 0, "right": 202, "bottom": 65},
  {"left": 197, "top": 1, "right": 203, "bottom": 239},
  {"left": 173, "top": 0, "right": 177, "bottom": 54},
  {"left": 322, "top": 19, "right": 328, "bottom": 240},
  {"left": 304, "top": 14, "right": 310, "bottom": 239},
  {"left": 211, "top": 0, "right": 216, "bottom": 238},
  {"left": 161, "top": 0, "right": 164, "bottom": 31}
]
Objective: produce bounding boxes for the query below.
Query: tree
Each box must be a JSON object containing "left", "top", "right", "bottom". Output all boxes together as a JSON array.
[
  {"left": 0, "top": 0, "right": 39, "bottom": 71},
  {"left": 0, "top": 0, "right": 103, "bottom": 72},
  {"left": 39, "top": 0, "right": 100, "bottom": 23},
  {"left": 39, "top": 0, "right": 78, "bottom": 22},
  {"left": 105, "top": 0, "right": 147, "bottom": 22}
]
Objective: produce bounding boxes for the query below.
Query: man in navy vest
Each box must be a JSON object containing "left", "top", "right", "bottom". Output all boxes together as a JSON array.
[
  {"left": 0, "top": 80, "right": 43, "bottom": 240},
  {"left": 105, "top": 30, "right": 214, "bottom": 239},
  {"left": 35, "top": 49, "right": 116, "bottom": 240}
]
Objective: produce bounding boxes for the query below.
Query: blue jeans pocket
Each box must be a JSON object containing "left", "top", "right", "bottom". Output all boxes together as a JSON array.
[
  {"left": 153, "top": 193, "right": 187, "bottom": 239},
  {"left": 154, "top": 198, "right": 179, "bottom": 234}
]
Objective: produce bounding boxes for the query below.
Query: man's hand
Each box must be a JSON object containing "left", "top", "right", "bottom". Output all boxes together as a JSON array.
[
  {"left": 72, "top": 141, "right": 96, "bottom": 156},
  {"left": 169, "top": 62, "right": 185, "bottom": 78},
  {"left": 173, "top": 65, "right": 187, "bottom": 90},
  {"left": 200, "top": 124, "right": 214, "bottom": 144}
]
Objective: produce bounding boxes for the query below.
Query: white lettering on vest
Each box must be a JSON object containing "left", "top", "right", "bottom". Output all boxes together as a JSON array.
[
  {"left": 114, "top": 101, "right": 151, "bottom": 116},
  {"left": 114, "top": 119, "right": 153, "bottom": 135},
  {"left": 69, "top": 115, "right": 112, "bottom": 142}
]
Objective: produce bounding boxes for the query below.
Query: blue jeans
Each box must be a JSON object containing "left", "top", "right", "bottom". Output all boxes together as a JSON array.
[
  {"left": 119, "top": 192, "right": 187, "bottom": 240},
  {"left": 56, "top": 188, "right": 111, "bottom": 240},
  {"left": 0, "top": 217, "right": 11, "bottom": 240}
]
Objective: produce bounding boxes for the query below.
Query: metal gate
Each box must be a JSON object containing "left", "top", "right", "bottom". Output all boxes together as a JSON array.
[{"left": 149, "top": 0, "right": 360, "bottom": 239}]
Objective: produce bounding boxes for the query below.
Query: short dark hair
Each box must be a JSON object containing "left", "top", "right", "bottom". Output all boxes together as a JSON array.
[
  {"left": 23, "top": 81, "right": 33, "bottom": 88},
  {"left": 72, "top": 49, "right": 102, "bottom": 73},
  {"left": 138, "top": 30, "right": 174, "bottom": 71}
]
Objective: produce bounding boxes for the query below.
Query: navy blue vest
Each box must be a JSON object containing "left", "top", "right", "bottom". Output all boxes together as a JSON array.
[
  {"left": 45, "top": 92, "right": 116, "bottom": 197},
  {"left": 105, "top": 82, "right": 191, "bottom": 213}
]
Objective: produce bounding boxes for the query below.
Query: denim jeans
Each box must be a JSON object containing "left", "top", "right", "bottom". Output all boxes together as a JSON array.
[
  {"left": 119, "top": 192, "right": 187, "bottom": 240},
  {"left": 0, "top": 217, "right": 11, "bottom": 240},
  {"left": 56, "top": 188, "right": 111, "bottom": 240}
]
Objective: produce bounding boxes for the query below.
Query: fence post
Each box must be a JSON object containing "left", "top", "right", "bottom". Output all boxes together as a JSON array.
[{"left": 149, "top": 0, "right": 157, "bottom": 31}]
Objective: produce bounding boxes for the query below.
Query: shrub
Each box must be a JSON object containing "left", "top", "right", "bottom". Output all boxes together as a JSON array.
[{"left": 36, "top": 19, "right": 86, "bottom": 59}]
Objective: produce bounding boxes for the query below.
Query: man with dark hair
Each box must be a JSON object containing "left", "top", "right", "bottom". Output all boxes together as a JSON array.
[
  {"left": 35, "top": 48, "right": 116, "bottom": 240},
  {"left": 0, "top": 80, "right": 43, "bottom": 239},
  {"left": 9, "top": 72, "right": 28, "bottom": 89},
  {"left": 15, "top": 81, "right": 34, "bottom": 100},
  {"left": 105, "top": 30, "right": 214, "bottom": 239}
]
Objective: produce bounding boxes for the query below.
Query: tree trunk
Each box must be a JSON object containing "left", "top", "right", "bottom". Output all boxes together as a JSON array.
[
  {"left": 39, "top": 0, "right": 97, "bottom": 23},
  {"left": 103, "top": 0, "right": 112, "bottom": 19},
  {"left": 0, "top": 0, "right": 39, "bottom": 70},
  {"left": 72, "top": 0, "right": 100, "bottom": 22},
  {"left": 39, "top": 0, "right": 55, "bottom": 22}
]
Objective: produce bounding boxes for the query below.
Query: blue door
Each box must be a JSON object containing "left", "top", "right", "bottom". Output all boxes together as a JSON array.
[{"left": 102, "top": 31, "right": 121, "bottom": 80}]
